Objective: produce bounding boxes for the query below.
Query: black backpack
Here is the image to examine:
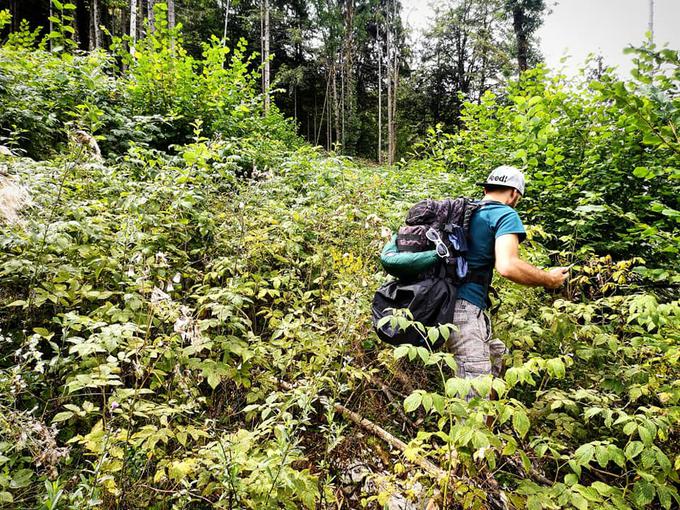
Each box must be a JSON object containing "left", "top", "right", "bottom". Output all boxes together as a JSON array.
[{"left": 372, "top": 197, "right": 491, "bottom": 348}]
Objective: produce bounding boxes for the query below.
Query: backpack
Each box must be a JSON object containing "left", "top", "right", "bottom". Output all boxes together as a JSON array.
[{"left": 372, "top": 197, "right": 490, "bottom": 347}]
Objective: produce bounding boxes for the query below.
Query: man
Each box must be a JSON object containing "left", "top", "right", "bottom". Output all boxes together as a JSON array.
[{"left": 446, "top": 165, "right": 568, "bottom": 385}]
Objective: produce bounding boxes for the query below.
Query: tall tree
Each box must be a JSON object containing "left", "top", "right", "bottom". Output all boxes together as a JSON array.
[
  {"left": 504, "top": 0, "right": 545, "bottom": 72},
  {"left": 167, "top": 0, "right": 176, "bottom": 30},
  {"left": 261, "top": 0, "right": 270, "bottom": 113},
  {"left": 419, "top": 0, "right": 512, "bottom": 128},
  {"left": 129, "top": 0, "right": 138, "bottom": 55}
]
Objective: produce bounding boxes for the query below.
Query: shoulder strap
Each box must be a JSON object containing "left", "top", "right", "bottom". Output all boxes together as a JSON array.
[{"left": 462, "top": 198, "right": 481, "bottom": 237}]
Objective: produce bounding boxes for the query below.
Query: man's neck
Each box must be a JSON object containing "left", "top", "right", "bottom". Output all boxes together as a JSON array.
[{"left": 481, "top": 193, "right": 510, "bottom": 205}]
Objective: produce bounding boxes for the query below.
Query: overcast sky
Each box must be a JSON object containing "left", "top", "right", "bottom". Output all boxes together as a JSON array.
[{"left": 403, "top": 0, "right": 680, "bottom": 76}]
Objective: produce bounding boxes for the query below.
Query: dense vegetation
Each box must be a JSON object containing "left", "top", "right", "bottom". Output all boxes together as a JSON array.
[
  {"left": 0, "top": 0, "right": 547, "bottom": 160},
  {"left": 1, "top": 4, "right": 678, "bottom": 510}
]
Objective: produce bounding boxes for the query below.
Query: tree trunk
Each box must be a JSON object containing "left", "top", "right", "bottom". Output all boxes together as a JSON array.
[
  {"left": 129, "top": 0, "right": 137, "bottom": 56},
  {"left": 332, "top": 61, "right": 340, "bottom": 148},
  {"left": 377, "top": 21, "right": 382, "bottom": 163},
  {"left": 49, "top": 1, "right": 53, "bottom": 50},
  {"left": 9, "top": 0, "right": 17, "bottom": 32},
  {"left": 390, "top": 54, "right": 399, "bottom": 165},
  {"left": 167, "top": 0, "right": 175, "bottom": 31},
  {"left": 386, "top": 3, "right": 394, "bottom": 166},
  {"left": 91, "top": 0, "right": 101, "bottom": 48},
  {"left": 148, "top": 0, "right": 156, "bottom": 33},
  {"left": 340, "top": 52, "right": 345, "bottom": 151},
  {"left": 342, "top": 0, "right": 354, "bottom": 154},
  {"left": 222, "top": 0, "right": 231, "bottom": 41},
  {"left": 261, "top": 0, "right": 271, "bottom": 114},
  {"left": 512, "top": 4, "right": 528, "bottom": 73}
]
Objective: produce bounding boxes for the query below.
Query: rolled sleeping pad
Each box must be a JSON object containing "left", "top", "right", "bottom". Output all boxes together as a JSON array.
[{"left": 380, "top": 235, "right": 439, "bottom": 279}]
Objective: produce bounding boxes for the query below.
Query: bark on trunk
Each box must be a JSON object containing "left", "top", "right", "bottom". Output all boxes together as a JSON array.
[
  {"left": 386, "top": 17, "right": 392, "bottom": 165},
  {"left": 222, "top": 0, "right": 231, "bottom": 41},
  {"left": 91, "top": 0, "right": 101, "bottom": 48},
  {"left": 9, "top": 0, "right": 18, "bottom": 33},
  {"left": 129, "top": 0, "right": 137, "bottom": 56},
  {"left": 167, "top": 0, "right": 175, "bottom": 31},
  {"left": 389, "top": 51, "right": 399, "bottom": 165},
  {"left": 377, "top": 21, "right": 382, "bottom": 163},
  {"left": 261, "top": 0, "right": 270, "bottom": 113},
  {"left": 147, "top": 0, "right": 156, "bottom": 33},
  {"left": 512, "top": 4, "right": 528, "bottom": 73},
  {"left": 332, "top": 61, "right": 340, "bottom": 147}
]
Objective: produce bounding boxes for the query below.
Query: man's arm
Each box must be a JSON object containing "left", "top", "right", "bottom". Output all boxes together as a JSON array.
[{"left": 494, "top": 234, "right": 568, "bottom": 289}]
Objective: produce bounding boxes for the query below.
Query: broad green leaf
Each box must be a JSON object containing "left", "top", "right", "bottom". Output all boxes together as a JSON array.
[
  {"left": 632, "top": 480, "right": 655, "bottom": 507},
  {"left": 10, "top": 469, "right": 33, "bottom": 489},
  {"left": 625, "top": 441, "right": 644, "bottom": 460},
  {"left": 52, "top": 411, "right": 74, "bottom": 423},
  {"left": 393, "top": 344, "right": 409, "bottom": 359},
  {"left": 512, "top": 410, "right": 530, "bottom": 438},
  {"left": 638, "top": 424, "right": 654, "bottom": 445},
  {"left": 570, "top": 492, "right": 588, "bottom": 510},
  {"left": 403, "top": 392, "right": 422, "bottom": 413}
]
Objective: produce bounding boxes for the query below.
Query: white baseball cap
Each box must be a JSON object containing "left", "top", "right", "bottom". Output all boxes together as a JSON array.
[{"left": 478, "top": 165, "right": 525, "bottom": 195}]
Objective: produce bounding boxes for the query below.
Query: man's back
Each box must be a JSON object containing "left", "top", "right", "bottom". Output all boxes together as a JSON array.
[{"left": 457, "top": 200, "right": 526, "bottom": 309}]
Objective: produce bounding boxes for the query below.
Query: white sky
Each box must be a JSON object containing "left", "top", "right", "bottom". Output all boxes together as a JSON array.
[{"left": 403, "top": 0, "right": 680, "bottom": 76}]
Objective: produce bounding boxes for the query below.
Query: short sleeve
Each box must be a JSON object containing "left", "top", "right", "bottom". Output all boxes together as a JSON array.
[{"left": 493, "top": 208, "right": 526, "bottom": 243}]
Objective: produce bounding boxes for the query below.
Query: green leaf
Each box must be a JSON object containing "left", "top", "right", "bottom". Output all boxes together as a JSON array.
[
  {"left": 638, "top": 424, "right": 654, "bottom": 445},
  {"left": 570, "top": 492, "right": 588, "bottom": 510},
  {"left": 545, "top": 358, "right": 565, "bottom": 378},
  {"left": 403, "top": 392, "right": 422, "bottom": 413},
  {"left": 10, "top": 469, "right": 33, "bottom": 489},
  {"left": 632, "top": 480, "right": 655, "bottom": 507},
  {"left": 595, "top": 446, "right": 610, "bottom": 468},
  {"left": 416, "top": 346, "right": 430, "bottom": 364},
  {"left": 625, "top": 441, "right": 644, "bottom": 460},
  {"left": 0, "top": 492, "right": 13, "bottom": 504},
  {"left": 657, "top": 485, "right": 674, "bottom": 510},
  {"left": 393, "top": 344, "right": 409, "bottom": 359},
  {"left": 564, "top": 473, "right": 578, "bottom": 486},
  {"left": 655, "top": 448, "right": 672, "bottom": 473},
  {"left": 421, "top": 393, "right": 433, "bottom": 412},
  {"left": 574, "top": 443, "right": 595, "bottom": 466},
  {"left": 623, "top": 421, "right": 637, "bottom": 435},
  {"left": 431, "top": 393, "right": 445, "bottom": 415},
  {"left": 52, "top": 411, "right": 74, "bottom": 423},
  {"left": 633, "top": 166, "right": 651, "bottom": 179},
  {"left": 377, "top": 316, "right": 392, "bottom": 329},
  {"left": 512, "top": 410, "right": 530, "bottom": 438},
  {"left": 427, "top": 327, "right": 438, "bottom": 344}
]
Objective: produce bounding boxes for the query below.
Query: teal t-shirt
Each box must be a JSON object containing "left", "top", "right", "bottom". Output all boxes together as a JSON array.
[{"left": 457, "top": 200, "right": 526, "bottom": 309}]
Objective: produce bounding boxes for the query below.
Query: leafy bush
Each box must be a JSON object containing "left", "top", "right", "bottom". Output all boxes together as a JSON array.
[
  {"left": 0, "top": 6, "right": 299, "bottom": 160},
  {"left": 414, "top": 43, "right": 679, "bottom": 275}
]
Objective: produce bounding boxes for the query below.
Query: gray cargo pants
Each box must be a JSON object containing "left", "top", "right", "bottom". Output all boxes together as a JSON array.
[{"left": 446, "top": 299, "right": 506, "bottom": 383}]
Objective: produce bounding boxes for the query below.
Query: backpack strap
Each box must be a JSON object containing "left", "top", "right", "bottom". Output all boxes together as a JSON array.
[{"left": 462, "top": 198, "right": 481, "bottom": 237}]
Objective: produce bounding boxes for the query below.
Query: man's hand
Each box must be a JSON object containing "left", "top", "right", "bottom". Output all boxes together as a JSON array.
[
  {"left": 495, "top": 235, "right": 571, "bottom": 288},
  {"left": 544, "top": 267, "right": 569, "bottom": 289}
]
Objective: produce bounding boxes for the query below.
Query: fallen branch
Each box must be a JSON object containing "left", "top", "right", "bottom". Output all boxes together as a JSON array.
[
  {"left": 278, "top": 379, "right": 446, "bottom": 478},
  {"left": 370, "top": 375, "right": 419, "bottom": 431},
  {"left": 332, "top": 401, "right": 448, "bottom": 480},
  {"left": 277, "top": 379, "right": 507, "bottom": 510}
]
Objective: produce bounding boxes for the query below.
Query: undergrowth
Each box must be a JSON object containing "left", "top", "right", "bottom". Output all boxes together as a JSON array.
[{"left": 0, "top": 6, "right": 678, "bottom": 510}]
